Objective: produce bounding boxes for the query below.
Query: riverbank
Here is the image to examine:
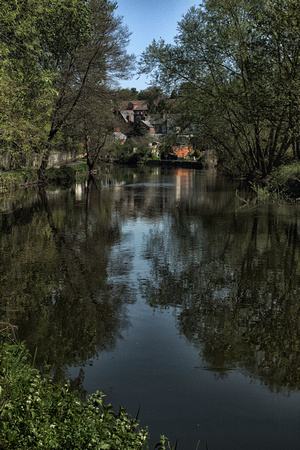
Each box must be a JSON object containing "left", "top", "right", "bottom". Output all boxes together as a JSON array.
[
  {"left": 0, "top": 339, "right": 171, "bottom": 449},
  {"left": 1, "top": 159, "right": 300, "bottom": 202},
  {"left": 0, "top": 159, "right": 203, "bottom": 192}
]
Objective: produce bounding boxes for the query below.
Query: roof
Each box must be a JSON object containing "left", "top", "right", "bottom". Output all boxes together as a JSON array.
[
  {"left": 141, "top": 120, "right": 154, "bottom": 129},
  {"left": 120, "top": 100, "right": 148, "bottom": 111}
]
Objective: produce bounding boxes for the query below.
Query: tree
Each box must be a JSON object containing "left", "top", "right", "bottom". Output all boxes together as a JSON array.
[
  {"left": 0, "top": 0, "right": 134, "bottom": 176},
  {"left": 116, "top": 87, "right": 139, "bottom": 100},
  {"left": 138, "top": 85, "right": 165, "bottom": 113},
  {"left": 72, "top": 87, "right": 119, "bottom": 172},
  {"left": 140, "top": 0, "right": 300, "bottom": 179},
  {"left": 38, "top": 0, "right": 134, "bottom": 180},
  {"left": 0, "top": 0, "right": 56, "bottom": 166}
]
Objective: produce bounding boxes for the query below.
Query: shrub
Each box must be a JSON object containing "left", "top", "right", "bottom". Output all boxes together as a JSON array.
[
  {"left": 0, "top": 170, "right": 38, "bottom": 191},
  {"left": 0, "top": 341, "right": 152, "bottom": 449},
  {"left": 250, "top": 163, "right": 300, "bottom": 201},
  {"left": 269, "top": 163, "right": 300, "bottom": 200},
  {"left": 46, "top": 166, "right": 76, "bottom": 187}
]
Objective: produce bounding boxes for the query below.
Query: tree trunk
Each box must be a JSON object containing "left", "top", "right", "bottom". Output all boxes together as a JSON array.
[{"left": 37, "top": 147, "right": 50, "bottom": 184}]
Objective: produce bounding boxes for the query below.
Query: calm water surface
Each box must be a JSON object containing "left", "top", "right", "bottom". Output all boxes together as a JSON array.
[{"left": 1, "top": 166, "right": 300, "bottom": 449}]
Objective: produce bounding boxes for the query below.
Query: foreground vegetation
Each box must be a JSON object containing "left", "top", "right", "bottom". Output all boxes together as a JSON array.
[{"left": 0, "top": 339, "right": 173, "bottom": 449}]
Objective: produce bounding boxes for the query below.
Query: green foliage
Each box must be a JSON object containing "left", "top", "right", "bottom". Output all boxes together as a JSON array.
[
  {"left": 111, "top": 141, "right": 152, "bottom": 165},
  {"left": 128, "top": 120, "right": 147, "bottom": 138},
  {"left": 140, "top": 0, "right": 300, "bottom": 180},
  {"left": 158, "top": 135, "right": 178, "bottom": 159},
  {"left": 46, "top": 166, "right": 77, "bottom": 187},
  {"left": 251, "top": 163, "right": 300, "bottom": 200},
  {"left": 112, "top": 140, "right": 134, "bottom": 158},
  {"left": 36, "top": 0, "right": 91, "bottom": 71},
  {"left": 0, "top": 0, "right": 56, "bottom": 159},
  {"left": 117, "top": 88, "right": 139, "bottom": 101},
  {"left": 0, "top": 341, "right": 151, "bottom": 449},
  {"left": 0, "top": 170, "right": 39, "bottom": 192},
  {"left": 193, "top": 150, "right": 203, "bottom": 160},
  {"left": 249, "top": 182, "right": 272, "bottom": 202},
  {"left": 137, "top": 86, "right": 165, "bottom": 114}
]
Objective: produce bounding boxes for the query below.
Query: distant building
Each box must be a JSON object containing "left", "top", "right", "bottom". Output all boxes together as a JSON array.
[
  {"left": 118, "top": 100, "right": 194, "bottom": 159},
  {"left": 119, "top": 100, "right": 149, "bottom": 124},
  {"left": 113, "top": 127, "right": 127, "bottom": 144}
]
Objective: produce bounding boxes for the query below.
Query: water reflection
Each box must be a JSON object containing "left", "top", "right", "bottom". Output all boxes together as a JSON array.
[
  {"left": 0, "top": 176, "right": 136, "bottom": 382},
  {"left": 1, "top": 166, "right": 300, "bottom": 448},
  {"left": 138, "top": 179, "right": 300, "bottom": 393}
]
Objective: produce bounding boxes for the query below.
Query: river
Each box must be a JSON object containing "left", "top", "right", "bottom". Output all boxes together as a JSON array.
[{"left": 1, "top": 166, "right": 299, "bottom": 449}]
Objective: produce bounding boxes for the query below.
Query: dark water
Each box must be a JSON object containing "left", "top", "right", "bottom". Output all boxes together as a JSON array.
[{"left": 1, "top": 166, "right": 300, "bottom": 449}]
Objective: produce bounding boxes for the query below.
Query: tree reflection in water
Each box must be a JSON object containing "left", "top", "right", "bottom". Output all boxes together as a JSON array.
[
  {"left": 140, "top": 187, "right": 300, "bottom": 393},
  {"left": 0, "top": 175, "right": 136, "bottom": 387},
  {"left": 1, "top": 167, "right": 300, "bottom": 399}
]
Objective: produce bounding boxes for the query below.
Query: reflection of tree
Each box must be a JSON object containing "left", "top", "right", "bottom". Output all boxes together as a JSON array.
[
  {"left": 140, "top": 202, "right": 300, "bottom": 393},
  {"left": 0, "top": 177, "right": 135, "bottom": 383}
]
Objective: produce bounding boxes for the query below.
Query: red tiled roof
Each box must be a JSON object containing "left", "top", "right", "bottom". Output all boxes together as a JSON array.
[{"left": 120, "top": 100, "right": 148, "bottom": 111}]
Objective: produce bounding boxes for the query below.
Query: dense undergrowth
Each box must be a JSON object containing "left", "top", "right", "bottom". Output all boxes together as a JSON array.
[
  {"left": 251, "top": 163, "right": 300, "bottom": 202},
  {"left": 0, "top": 163, "right": 88, "bottom": 192},
  {"left": 0, "top": 340, "right": 172, "bottom": 449}
]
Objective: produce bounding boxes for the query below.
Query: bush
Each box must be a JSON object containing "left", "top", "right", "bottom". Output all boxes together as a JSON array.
[
  {"left": 0, "top": 170, "right": 38, "bottom": 191},
  {"left": 0, "top": 341, "right": 153, "bottom": 449},
  {"left": 46, "top": 166, "right": 76, "bottom": 187},
  {"left": 269, "top": 163, "right": 300, "bottom": 200},
  {"left": 251, "top": 163, "right": 300, "bottom": 201},
  {"left": 193, "top": 149, "right": 203, "bottom": 160}
]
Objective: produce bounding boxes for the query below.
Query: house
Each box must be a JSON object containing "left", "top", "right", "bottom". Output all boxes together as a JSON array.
[
  {"left": 118, "top": 99, "right": 194, "bottom": 159},
  {"left": 119, "top": 100, "right": 149, "bottom": 124},
  {"left": 113, "top": 127, "right": 127, "bottom": 144},
  {"left": 119, "top": 100, "right": 176, "bottom": 136},
  {"left": 151, "top": 117, "right": 174, "bottom": 135}
]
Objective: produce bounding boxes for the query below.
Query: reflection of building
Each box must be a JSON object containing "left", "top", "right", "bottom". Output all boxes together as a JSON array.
[{"left": 175, "top": 168, "right": 197, "bottom": 201}]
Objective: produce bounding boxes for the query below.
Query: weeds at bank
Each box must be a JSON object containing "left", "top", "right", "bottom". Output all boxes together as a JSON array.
[
  {"left": 0, "top": 340, "right": 175, "bottom": 449},
  {"left": 0, "top": 170, "right": 39, "bottom": 192},
  {"left": 0, "top": 164, "right": 88, "bottom": 192},
  {"left": 250, "top": 163, "right": 300, "bottom": 202}
]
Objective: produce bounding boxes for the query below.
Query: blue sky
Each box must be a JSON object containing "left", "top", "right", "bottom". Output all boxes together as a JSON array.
[{"left": 115, "top": 0, "right": 199, "bottom": 91}]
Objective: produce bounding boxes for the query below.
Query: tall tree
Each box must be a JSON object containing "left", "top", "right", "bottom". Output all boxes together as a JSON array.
[
  {"left": 38, "top": 0, "right": 134, "bottom": 179},
  {"left": 140, "top": 0, "right": 300, "bottom": 179},
  {"left": 0, "top": 0, "right": 56, "bottom": 166},
  {"left": 0, "top": 0, "right": 134, "bottom": 176}
]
